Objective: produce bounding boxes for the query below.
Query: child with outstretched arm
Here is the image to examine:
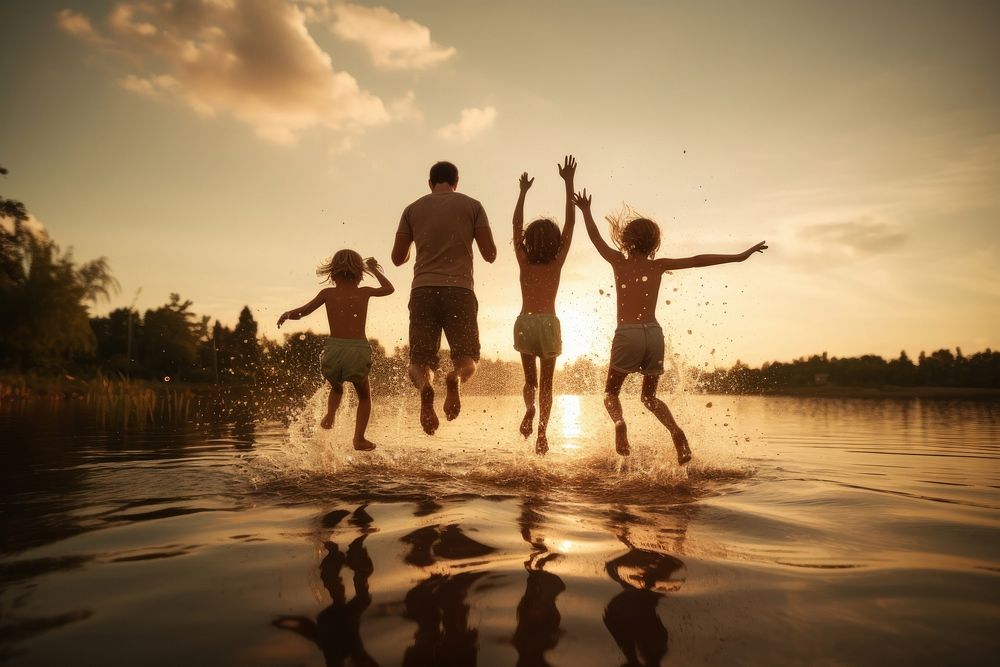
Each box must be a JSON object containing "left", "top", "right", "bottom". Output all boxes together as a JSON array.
[
  {"left": 572, "top": 190, "right": 766, "bottom": 462},
  {"left": 512, "top": 155, "right": 577, "bottom": 454},
  {"left": 277, "top": 251, "right": 394, "bottom": 451}
]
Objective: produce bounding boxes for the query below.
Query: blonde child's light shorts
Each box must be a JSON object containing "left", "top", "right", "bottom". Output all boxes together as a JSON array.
[
  {"left": 610, "top": 322, "right": 664, "bottom": 375},
  {"left": 513, "top": 313, "right": 562, "bottom": 359},
  {"left": 321, "top": 338, "right": 372, "bottom": 384}
]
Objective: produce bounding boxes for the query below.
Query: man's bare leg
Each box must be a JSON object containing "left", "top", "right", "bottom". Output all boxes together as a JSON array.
[
  {"left": 536, "top": 357, "right": 556, "bottom": 455},
  {"left": 408, "top": 362, "right": 438, "bottom": 435},
  {"left": 443, "top": 356, "right": 476, "bottom": 421},
  {"left": 605, "top": 370, "right": 629, "bottom": 456},
  {"left": 519, "top": 353, "right": 537, "bottom": 438},
  {"left": 351, "top": 378, "right": 376, "bottom": 451},
  {"left": 641, "top": 375, "right": 691, "bottom": 464},
  {"left": 321, "top": 382, "right": 344, "bottom": 429}
]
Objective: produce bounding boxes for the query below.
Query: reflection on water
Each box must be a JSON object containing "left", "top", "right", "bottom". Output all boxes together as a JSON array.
[{"left": 1, "top": 396, "right": 999, "bottom": 665}]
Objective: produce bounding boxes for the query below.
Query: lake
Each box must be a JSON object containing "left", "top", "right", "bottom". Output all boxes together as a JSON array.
[{"left": 1, "top": 393, "right": 998, "bottom": 665}]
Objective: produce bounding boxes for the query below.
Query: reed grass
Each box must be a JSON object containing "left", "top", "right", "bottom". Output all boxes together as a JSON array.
[{"left": 85, "top": 375, "right": 193, "bottom": 429}]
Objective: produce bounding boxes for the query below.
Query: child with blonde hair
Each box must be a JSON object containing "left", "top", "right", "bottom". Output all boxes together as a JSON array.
[
  {"left": 278, "top": 250, "right": 394, "bottom": 451},
  {"left": 573, "top": 191, "right": 766, "bottom": 462},
  {"left": 512, "top": 155, "right": 577, "bottom": 454}
]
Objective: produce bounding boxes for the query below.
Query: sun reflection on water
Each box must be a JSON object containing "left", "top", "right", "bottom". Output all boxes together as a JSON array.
[{"left": 558, "top": 394, "right": 583, "bottom": 448}]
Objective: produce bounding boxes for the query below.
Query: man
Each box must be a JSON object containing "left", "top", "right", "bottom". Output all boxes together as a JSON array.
[{"left": 392, "top": 161, "right": 497, "bottom": 434}]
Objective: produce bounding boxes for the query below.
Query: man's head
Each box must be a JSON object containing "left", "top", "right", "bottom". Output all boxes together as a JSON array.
[{"left": 428, "top": 161, "right": 459, "bottom": 191}]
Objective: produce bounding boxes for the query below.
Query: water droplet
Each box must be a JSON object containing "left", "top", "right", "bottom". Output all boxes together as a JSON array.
[
  {"left": 687, "top": 329, "right": 692, "bottom": 334},
  {"left": 620, "top": 284, "right": 626, "bottom": 289},
  {"left": 599, "top": 289, "right": 604, "bottom": 295},
  {"left": 665, "top": 300, "right": 671, "bottom": 305},
  {"left": 641, "top": 276, "right": 648, "bottom": 282},
  {"left": 706, "top": 401, "right": 713, "bottom": 408},
  {"left": 164, "top": 376, "right": 171, "bottom": 382}
]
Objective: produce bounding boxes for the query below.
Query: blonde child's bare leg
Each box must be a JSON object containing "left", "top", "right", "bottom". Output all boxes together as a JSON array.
[
  {"left": 444, "top": 356, "right": 476, "bottom": 421},
  {"left": 604, "top": 370, "right": 629, "bottom": 456},
  {"left": 536, "top": 358, "right": 556, "bottom": 454},
  {"left": 351, "top": 377, "right": 375, "bottom": 451},
  {"left": 408, "top": 362, "right": 438, "bottom": 435},
  {"left": 640, "top": 375, "right": 691, "bottom": 464},
  {"left": 519, "top": 353, "right": 537, "bottom": 438},
  {"left": 321, "top": 382, "right": 344, "bottom": 429}
]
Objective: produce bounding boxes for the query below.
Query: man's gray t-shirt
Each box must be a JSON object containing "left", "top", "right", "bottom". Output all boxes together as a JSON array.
[{"left": 396, "top": 191, "right": 490, "bottom": 291}]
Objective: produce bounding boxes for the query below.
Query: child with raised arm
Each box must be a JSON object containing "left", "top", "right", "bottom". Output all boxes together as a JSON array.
[
  {"left": 572, "top": 191, "right": 766, "bottom": 462},
  {"left": 277, "top": 250, "right": 394, "bottom": 451},
  {"left": 512, "top": 155, "right": 577, "bottom": 455}
]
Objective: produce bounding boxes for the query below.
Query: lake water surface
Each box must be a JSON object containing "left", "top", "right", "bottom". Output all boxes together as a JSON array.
[{"left": 1, "top": 393, "right": 998, "bottom": 665}]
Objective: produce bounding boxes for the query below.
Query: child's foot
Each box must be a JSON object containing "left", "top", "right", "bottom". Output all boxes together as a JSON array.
[
  {"left": 443, "top": 375, "right": 461, "bottom": 421},
  {"left": 614, "top": 421, "right": 630, "bottom": 456},
  {"left": 420, "top": 386, "right": 439, "bottom": 435},
  {"left": 320, "top": 413, "right": 335, "bottom": 429},
  {"left": 672, "top": 430, "right": 692, "bottom": 465},
  {"left": 535, "top": 434, "right": 548, "bottom": 455},
  {"left": 353, "top": 437, "right": 376, "bottom": 451},
  {"left": 519, "top": 406, "right": 535, "bottom": 438}
]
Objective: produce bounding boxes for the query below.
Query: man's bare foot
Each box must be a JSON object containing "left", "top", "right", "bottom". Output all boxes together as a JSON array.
[
  {"left": 353, "top": 438, "right": 376, "bottom": 451},
  {"left": 535, "top": 434, "right": 548, "bottom": 455},
  {"left": 320, "top": 413, "right": 334, "bottom": 429},
  {"left": 614, "top": 421, "right": 630, "bottom": 456},
  {"left": 672, "top": 430, "right": 692, "bottom": 464},
  {"left": 443, "top": 375, "right": 461, "bottom": 421},
  {"left": 519, "top": 406, "right": 535, "bottom": 438},
  {"left": 420, "top": 386, "right": 439, "bottom": 435}
]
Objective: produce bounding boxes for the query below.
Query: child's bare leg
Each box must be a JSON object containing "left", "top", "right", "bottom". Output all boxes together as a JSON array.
[
  {"left": 321, "top": 382, "right": 344, "bottom": 429},
  {"left": 408, "top": 362, "right": 438, "bottom": 435},
  {"left": 350, "top": 378, "right": 376, "bottom": 451},
  {"left": 519, "top": 353, "right": 537, "bottom": 438},
  {"left": 640, "top": 375, "right": 691, "bottom": 464},
  {"left": 605, "top": 370, "right": 629, "bottom": 456},
  {"left": 444, "top": 356, "right": 476, "bottom": 421},
  {"left": 536, "top": 358, "right": 556, "bottom": 454}
]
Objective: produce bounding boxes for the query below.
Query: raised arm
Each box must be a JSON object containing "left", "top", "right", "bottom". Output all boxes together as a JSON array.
[
  {"left": 363, "top": 257, "right": 395, "bottom": 296},
  {"left": 573, "top": 189, "right": 622, "bottom": 264},
  {"left": 512, "top": 171, "right": 534, "bottom": 256},
  {"left": 555, "top": 155, "right": 576, "bottom": 263},
  {"left": 658, "top": 241, "right": 768, "bottom": 271},
  {"left": 277, "top": 290, "right": 327, "bottom": 328}
]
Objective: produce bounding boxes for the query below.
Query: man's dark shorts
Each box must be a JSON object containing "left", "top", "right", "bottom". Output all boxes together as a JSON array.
[{"left": 408, "top": 287, "right": 480, "bottom": 369}]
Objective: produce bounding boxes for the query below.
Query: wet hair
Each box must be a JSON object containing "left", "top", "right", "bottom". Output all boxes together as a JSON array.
[
  {"left": 429, "top": 161, "right": 459, "bottom": 186},
  {"left": 520, "top": 218, "right": 562, "bottom": 264},
  {"left": 608, "top": 205, "right": 661, "bottom": 259},
  {"left": 317, "top": 249, "right": 364, "bottom": 284}
]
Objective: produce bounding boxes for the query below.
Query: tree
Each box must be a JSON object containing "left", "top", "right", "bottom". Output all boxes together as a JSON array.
[{"left": 140, "top": 293, "right": 200, "bottom": 379}]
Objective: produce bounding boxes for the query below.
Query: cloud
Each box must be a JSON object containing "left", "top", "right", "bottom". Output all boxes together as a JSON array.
[
  {"left": 437, "top": 106, "right": 497, "bottom": 143},
  {"left": 331, "top": 2, "right": 455, "bottom": 70},
  {"left": 798, "top": 218, "right": 907, "bottom": 256},
  {"left": 57, "top": 0, "right": 395, "bottom": 143}
]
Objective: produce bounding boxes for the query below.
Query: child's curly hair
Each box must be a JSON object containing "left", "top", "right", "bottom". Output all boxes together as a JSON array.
[
  {"left": 519, "top": 218, "right": 562, "bottom": 264},
  {"left": 608, "top": 205, "right": 661, "bottom": 259},
  {"left": 317, "top": 249, "right": 364, "bottom": 284}
]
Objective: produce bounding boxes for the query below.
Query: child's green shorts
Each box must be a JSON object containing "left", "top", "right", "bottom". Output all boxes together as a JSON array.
[
  {"left": 321, "top": 338, "right": 372, "bottom": 384},
  {"left": 513, "top": 313, "right": 562, "bottom": 360}
]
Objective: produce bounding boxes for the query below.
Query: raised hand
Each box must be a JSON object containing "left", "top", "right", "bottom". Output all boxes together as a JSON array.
[
  {"left": 572, "top": 189, "right": 592, "bottom": 211},
  {"left": 519, "top": 172, "right": 534, "bottom": 192},
  {"left": 742, "top": 241, "right": 768, "bottom": 260},
  {"left": 364, "top": 256, "right": 384, "bottom": 274},
  {"left": 277, "top": 312, "right": 289, "bottom": 328},
  {"left": 558, "top": 154, "right": 576, "bottom": 182}
]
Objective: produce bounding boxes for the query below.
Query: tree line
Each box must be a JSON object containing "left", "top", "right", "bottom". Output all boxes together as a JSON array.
[{"left": 2, "top": 164, "right": 997, "bottom": 395}]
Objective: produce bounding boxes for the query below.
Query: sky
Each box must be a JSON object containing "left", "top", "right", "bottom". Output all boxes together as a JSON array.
[{"left": 1, "top": 0, "right": 998, "bottom": 369}]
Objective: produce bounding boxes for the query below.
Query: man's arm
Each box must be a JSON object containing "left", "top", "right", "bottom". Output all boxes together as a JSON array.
[
  {"left": 277, "top": 290, "right": 327, "bottom": 328},
  {"left": 363, "top": 257, "right": 395, "bottom": 296},
  {"left": 513, "top": 172, "right": 533, "bottom": 256},
  {"left": 555, "top": 155, "right": 577, "bottom": 263},
  {"left": 475, "top": 225, "right": 497, "bottom": 263},
  {"left": 391, "top": 232, "right": 411, "bottom": 266},
  {"left": 658, "top": 241, "right": 768, "bottom": 271},
  {"left": 573, "top": 189, "right": 622, "bottom": 264}
]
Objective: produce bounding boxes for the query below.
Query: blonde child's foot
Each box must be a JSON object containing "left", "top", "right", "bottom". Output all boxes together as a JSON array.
[
  {"left": 443, "top": 376, "right": 461, "bottom": 421},
  {"left": 535, "top": 434, "right": 548, "bottom": 455},
  {"left": 615, "top": 421, "right": 630, "bottom": 456},
  {"left": 519, "top": 407, "right": 535, "bottom": 438},
  {"left": 353, "top": 438, "right": 376, "bottom": 451},
  {"left": 673, "top": 431, "right": 692, "bottom": 464},
  {"left": 420, "top": 386, "right": 439, "bottom": 435},
  {"left": 320, "top": 414, "right": 335, "bottom": 429}
]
